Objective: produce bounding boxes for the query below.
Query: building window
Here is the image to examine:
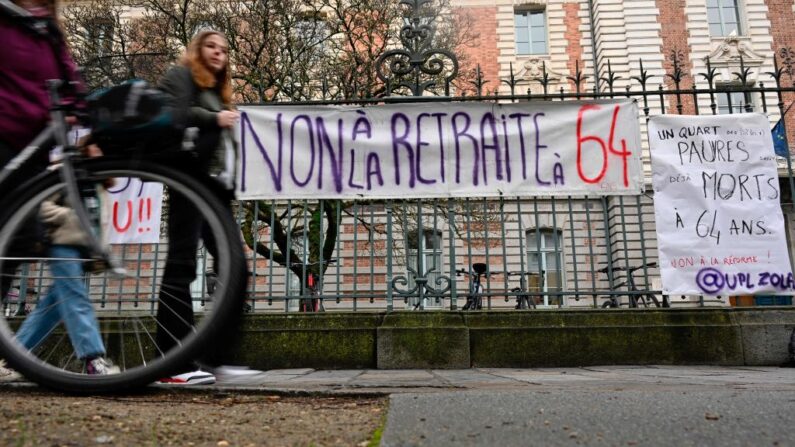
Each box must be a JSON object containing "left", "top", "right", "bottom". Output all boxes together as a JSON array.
[
  {"left": 406, "top": 229, "right": 444, "bottom": 309},
  {"left": 707, "top": 0, "right": 742, "bottom": 37},
  {"left": 514, "top": 9, "right": 547, "bottom": 55},
  {"left": 716, "top": 88, "right": 753, "bottom": 114},
  {"left": 294, "top": 11, "right": 328, "bottom": 49},
  {"left": 525, "top": 229, "right": 563, "bottom": 306}
]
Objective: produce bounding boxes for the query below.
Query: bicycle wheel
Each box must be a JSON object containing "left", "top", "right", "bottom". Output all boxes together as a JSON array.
[
  {"left": 601, "top": 299, "right": 618, "bottom": 308},
  {"left": 0, "top": 157, "right": 246, "bottom": 393}
]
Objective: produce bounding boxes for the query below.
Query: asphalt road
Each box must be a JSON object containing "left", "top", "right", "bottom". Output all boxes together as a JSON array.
[
  {"left": 380, "top": 367, "right": 795, "bottom": 447},
  {"left": 382, "top": 389, "right": 795, "bottom": 446}
]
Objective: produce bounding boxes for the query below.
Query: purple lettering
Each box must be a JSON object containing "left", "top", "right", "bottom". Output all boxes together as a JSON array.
[
  {"left": 416, "top": 113, "right": 436, "bottom": 185},
  {"left": 367, "top": 153, "right": 384, "bottom": 190},
  {"left": 452, "top": 112, "right": 479, "bottom": 185},
  {"left": 315, "top": 117, "right": 344, "bottom": 193},
  {"left": 501, "top": 115, "right": 511, "bottom": 183},
  {"left": 432, "top": 113, "right": 447, "bottom": 182},
  {"left": 480, "top": 113, "right": 503, "bottom": 185},
  {"left": 391, "top": 113, "right": 415, "bottom": 187},
  {"left": 106, "top": 177, "right": 132, "bottom": 194},
  {"left": 353, "top": 110, "right": 372, "bottom": 140},
  {"left": 348, "top": 149, "right": 364, "bottom": 189},
  {"left": 508, "top": 113, "right": 531, "bottom": 180},
  {"left": 534, "top": 113, "right": 549, "bottom": 185},
  {"left": 290, "top": 115, "right": 314, "bottom": 187},
  {"left": 240, "top": 112, "right": 282, "bottom": 192}
]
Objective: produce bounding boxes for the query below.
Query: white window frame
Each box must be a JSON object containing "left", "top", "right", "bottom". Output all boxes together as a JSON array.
[
  {"left": 514, "top": 8, "right": 548, "bottom": 56},
  {"left": 716, "top": 85, "right": 754, "bottom": 114},
  {"left": 525, "top": 228, "right": 564, "bottom": 307},
  {"left": 406, "top": 229, "right": 444, "bottom": 309},
  {"left": 707, "top": 0, "right": 742, "bottom": 37}
]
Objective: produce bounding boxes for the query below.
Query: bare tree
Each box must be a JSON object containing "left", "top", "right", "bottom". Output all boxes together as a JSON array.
[
  {"left": 61, "top": 0, "right": 172, "bottom": 90},
  {"left": 61, "top": 0, "right": 480, "bottom": 290}
]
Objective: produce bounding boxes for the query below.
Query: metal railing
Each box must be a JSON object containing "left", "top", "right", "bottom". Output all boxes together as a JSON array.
[{"left": 7, "top": 1, "right": 795, "bottom": 313}]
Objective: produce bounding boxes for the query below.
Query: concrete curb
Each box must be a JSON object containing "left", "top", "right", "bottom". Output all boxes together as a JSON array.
[{"left": 221, "top": 308, "right": 795, "bottom": 369}]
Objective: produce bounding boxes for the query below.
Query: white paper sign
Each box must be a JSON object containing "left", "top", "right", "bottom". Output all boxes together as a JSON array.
[
  {"left": 237, "top": 100, "right": 643, "bottom": 199},
  {"left": 105, "top": 178, "right": 163, "bottom": 244},
  {"left": 649, "top": 113, "right": 794, "bottom": 295}
]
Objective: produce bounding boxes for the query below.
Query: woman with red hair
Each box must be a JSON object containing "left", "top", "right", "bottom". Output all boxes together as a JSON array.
[{"left": 155, "top": 30, "right": 252, "bottom": 385}]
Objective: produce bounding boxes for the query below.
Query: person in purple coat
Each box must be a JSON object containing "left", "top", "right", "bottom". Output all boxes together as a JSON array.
[
  {"left": 0, "top": 0, "right": 85, "bottom": 314},
  {"left": 0, "top": 0, "right": 83, "bottom": 163}
]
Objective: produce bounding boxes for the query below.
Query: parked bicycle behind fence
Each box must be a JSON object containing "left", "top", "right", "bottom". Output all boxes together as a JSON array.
[
  {"left": 598, "top": 262, "right": 670, "bottom": 308},
  {"left": 457, "top": 263, "right": 496, "bottom": 311},
  {"left": 505, "top": 270, "right": 545, "bottom": 310},
  {"left": 289, "top": 259, "right": 336, "bottom": 312}
]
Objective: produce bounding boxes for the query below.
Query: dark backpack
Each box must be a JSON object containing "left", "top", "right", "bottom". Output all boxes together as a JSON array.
[{"left": 87, "top": 80, "right": 182, "bottom": 152}]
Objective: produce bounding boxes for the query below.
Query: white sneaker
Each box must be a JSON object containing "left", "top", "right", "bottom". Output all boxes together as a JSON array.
[
  {"left": 157, "top": 370, "right": 216, "bottom": 385},
  {"left": 85, "top": 357, "right": 120, "bottom": 375},
  {"left": 0, "top": 360, "right": 22, "bottom": 381},
  {"left": 212, "top": 365, "right": 263, "bottom": 376}
]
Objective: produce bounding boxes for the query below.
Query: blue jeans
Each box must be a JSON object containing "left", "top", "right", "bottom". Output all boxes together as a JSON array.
[{"left": 16, "top": 245, "right": 105, "bottom": 360}]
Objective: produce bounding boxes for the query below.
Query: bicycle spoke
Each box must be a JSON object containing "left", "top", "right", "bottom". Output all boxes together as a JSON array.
[
  {"left": 40, "top": 330, "right": 67, "bottom": 365},
  {"left": 0, "top": 159, "right": 245, "bottom": 392}
]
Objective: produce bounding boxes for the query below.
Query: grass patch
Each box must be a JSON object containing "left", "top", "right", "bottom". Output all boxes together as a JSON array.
[{"left": 368, "top": 407, "right": 388, "bottom": 447}]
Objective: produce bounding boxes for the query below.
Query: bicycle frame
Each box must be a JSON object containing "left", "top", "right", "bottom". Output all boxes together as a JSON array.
[
  {"left": 459, "top": 263, "right": 488, "bottom": 310},
  {"left": 598, "top": 262, "right": 666, "bottom": 308},
  {"left": 0, "top": 81, "right": 122, "bottom": 276},
  {"left": 509, "top": 270, "right": 545, "bottom": 309},
  {"left": 291, "top": 259, "right": 335, "bottom": 312}
]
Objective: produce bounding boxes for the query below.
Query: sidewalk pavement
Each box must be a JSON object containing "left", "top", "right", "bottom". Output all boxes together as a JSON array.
[
  {"left": 1, "top": 365, "right": 793, "bottom": 394},
  {"left": 186, "top": 365, "right": 795, "bottom": 394}
]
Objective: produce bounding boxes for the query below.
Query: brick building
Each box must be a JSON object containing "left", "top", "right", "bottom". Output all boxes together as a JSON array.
[{"left": 454, "top": 0, "right": 794, "bottom": 108}]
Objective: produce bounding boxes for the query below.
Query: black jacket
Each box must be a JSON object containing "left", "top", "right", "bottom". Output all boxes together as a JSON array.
[{"left": 158, "top": 65, "right": 236, "bottom": 187}]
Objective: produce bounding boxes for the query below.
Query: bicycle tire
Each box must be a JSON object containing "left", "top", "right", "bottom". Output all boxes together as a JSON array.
[
  {"left": 0, "top": 158, "right": 246, "bottom": 393},
  {"left": 646, "top": 293, "right": 662, "bottom": 308},
  {"left": 601, "top": 299, "right": 618, "bottom": 308}
]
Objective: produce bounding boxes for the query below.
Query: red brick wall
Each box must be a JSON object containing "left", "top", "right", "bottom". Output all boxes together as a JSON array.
[
  {"left": 765, "top": 0, "right": 795, "bottom": 55},
  {"left": 764, "top": 0, "right": 795, "bottom": 151},
  {"left": 455, "top": 6, "right": 499, "bottom": 95},
  {"left": 564, "top": 3, "right": 584, "bottom": 91},
  {"left": 655, "top": 0, "right": 696, "bottom": 114}
]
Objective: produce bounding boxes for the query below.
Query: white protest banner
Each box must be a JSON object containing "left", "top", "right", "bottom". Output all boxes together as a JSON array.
[
  {"left": 649, "top": 113, "right": 794, "bottom": 295},
  {"left": 237, "top": 100, "right": 643, "bottom": 199},
  {"left": 105, "top": 178, "right": 163, "bottom": 244}
]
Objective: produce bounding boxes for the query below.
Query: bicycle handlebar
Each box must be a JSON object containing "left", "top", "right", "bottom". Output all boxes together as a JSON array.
[
  {"left": 455, "top": 268, "right": 503, "bottom": 277},
  {"left": 456, "top": 269, "right": 548, "bottom": 277},
  {"left": 288, "top": 258, "right": 337, "bottom": 268},
  {"left": 596, "top": 262, "right": 658, "bottom": 274},
  {"left": 506, "top": 270, "right": 545, "bottom": 276}
]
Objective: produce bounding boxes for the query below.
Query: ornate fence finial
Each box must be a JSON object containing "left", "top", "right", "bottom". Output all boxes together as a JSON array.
[
  {"left": 566, "top": 60, "right": 588, "bottom": 94},
  {"left": 376, "top": 0, "right": 459, "bottom": 96},
  {"left": 779, "top": 47, "right": 795, "bottom": 79},
  {"left": 534, "top": 61, "right": 552, "bottom": 95},
  {"left": 600, "top": 59, "right": 621, "bottom": 93},
  {"left": 665, "top": 49, "right": 688, "bottom": 86}
]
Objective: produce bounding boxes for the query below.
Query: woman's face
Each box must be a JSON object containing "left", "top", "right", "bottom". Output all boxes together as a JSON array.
[{"left": 201, "top": 34, "right": 229, "bottom": 74}]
